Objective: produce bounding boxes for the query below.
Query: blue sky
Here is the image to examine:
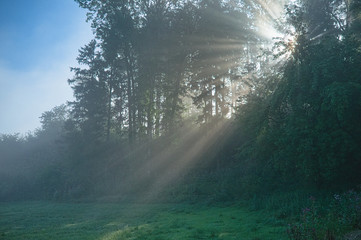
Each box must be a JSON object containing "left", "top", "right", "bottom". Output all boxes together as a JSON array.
[{"left": 0, "top": 0, "right": 93, "bottom": 135}]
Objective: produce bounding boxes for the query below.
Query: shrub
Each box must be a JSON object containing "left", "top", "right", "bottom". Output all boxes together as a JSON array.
[{"left": 287, "top": 187, "right": 361, "bottom": 240}]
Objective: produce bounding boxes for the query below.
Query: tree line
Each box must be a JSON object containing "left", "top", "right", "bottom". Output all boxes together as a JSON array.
[
  {"left": 236, "top": 0, "right": 361, "bottom": 192},
  {"left": 1, "top": 0, "right": 360, "bottom": 201},
  {"left": 67, "top": 0, "right": 276, "bottom": 146}
]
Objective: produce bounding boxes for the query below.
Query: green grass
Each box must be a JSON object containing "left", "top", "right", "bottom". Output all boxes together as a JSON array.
[{"left": 0, "top": 201, "right": 287, "bottom": 240}]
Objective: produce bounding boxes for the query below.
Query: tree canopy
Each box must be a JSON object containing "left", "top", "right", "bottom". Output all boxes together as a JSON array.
[{"left": 1, "top": 0, "right": 360, "bottom": 203}]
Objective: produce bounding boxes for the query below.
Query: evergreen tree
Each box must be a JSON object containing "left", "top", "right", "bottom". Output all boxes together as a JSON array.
[{"left": 68, "top": 40, "right": 109, "bottom": 144}]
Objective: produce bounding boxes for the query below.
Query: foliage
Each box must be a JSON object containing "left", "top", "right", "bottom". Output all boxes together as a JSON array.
[
  {"left": 1, "top": 7, "right": 361, "bottom": 240},
  {"left": 235, "top": 0, "right": 361, "bottom": 191},
  {"left": 287, "top": 196, "right": 327, "bottom": 240},
  {"left": 287, "top": 188, "right": 361, "bottom": 240},
  {"left": 0, "top": 105, "right": 71, "bottom": 201}
]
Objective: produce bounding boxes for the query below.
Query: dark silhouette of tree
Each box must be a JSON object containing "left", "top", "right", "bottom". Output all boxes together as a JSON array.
[
  {"left": 68, "top": 40, "right": 109, "bottom": 144},
  {"left": 236, "top": 0, "right": 361, "bottom": 188}
]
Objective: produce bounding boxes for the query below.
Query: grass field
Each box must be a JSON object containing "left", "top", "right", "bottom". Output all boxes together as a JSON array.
[{"left": 0, "top": 201, "right": 287, "bottom": 240}]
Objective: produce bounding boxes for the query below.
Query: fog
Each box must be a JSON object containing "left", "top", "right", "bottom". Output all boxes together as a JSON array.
[{"left": 1, "top": 2, "right": 361, "bottom": 239}]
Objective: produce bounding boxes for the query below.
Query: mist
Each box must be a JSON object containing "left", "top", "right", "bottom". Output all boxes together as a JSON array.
[{"left": 1, "top": 0, "right": 361, "bottom": 239}]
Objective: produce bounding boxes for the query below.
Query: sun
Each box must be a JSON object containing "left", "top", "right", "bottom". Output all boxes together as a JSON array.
[
  {"left": 285, "top": 34, "right": 296, "bottom": 52},
  {"left": 253, "top": 0, "right": 298, "bottom": 60}
]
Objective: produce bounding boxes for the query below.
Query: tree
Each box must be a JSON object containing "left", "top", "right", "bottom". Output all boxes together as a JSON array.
[
  {"left": 189, "top": 0, "right": 253, "bottom": 124},
  {"left": 68, "top": 40, "right": 109, "bottom": 144},
  {"left": 236, "top": 0, "right": 361, "bottom": 188}
]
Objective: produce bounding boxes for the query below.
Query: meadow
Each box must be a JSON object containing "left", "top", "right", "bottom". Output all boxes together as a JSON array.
[{"left": 0, "top": 201, "right": 287, "bottom": 240}]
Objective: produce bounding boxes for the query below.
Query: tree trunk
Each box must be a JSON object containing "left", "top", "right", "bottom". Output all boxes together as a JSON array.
[
  {"left": 106, "top": 79, "right": 112, "bottom": 142},
  {"left": 125, "top": 44, "right": 134, "bottom": 144},
  {"left": 155, "top": 87, "right": 161, "bottom": 137}
]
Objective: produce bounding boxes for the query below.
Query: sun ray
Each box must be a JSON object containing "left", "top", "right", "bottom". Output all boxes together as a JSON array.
[
  {"left": 141, "top": 120, "right": 234, "bottom": 200},
  {"left": 98, "top": 0, "right": 296, "bottom": 203}
]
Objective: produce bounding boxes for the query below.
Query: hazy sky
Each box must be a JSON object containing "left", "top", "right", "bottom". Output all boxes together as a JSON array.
[{"left": 0, "top": 0, "right": 92, "bottom": 135}]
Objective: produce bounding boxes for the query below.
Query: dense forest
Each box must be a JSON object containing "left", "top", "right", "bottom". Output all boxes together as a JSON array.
[{"left": 1, "top": 0, "right": 361, "bottom": 238}]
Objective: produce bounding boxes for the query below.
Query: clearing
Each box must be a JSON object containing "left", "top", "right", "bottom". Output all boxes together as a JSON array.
[{"left": 0, "top": 201, "right": 287, "bottom": 240}]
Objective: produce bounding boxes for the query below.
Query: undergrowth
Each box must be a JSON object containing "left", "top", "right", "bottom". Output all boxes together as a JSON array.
[{"left": 285, "top": 187, "right": 361, "bottom": 240}]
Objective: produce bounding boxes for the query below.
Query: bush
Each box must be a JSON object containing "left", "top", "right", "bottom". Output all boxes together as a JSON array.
[{"left": 287, "top": 187, "right": 361, "bottom": 240}]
